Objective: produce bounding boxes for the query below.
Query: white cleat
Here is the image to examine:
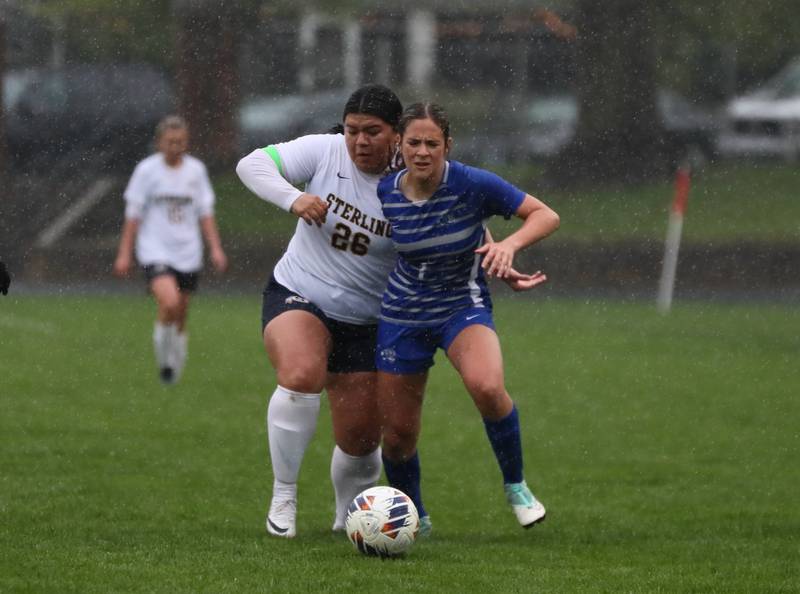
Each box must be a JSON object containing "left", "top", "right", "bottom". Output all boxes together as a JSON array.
[
  {"left": 504, "top": 480, "right": 546, "bottom": 528},
  {"left": 266, "top": 498, "right": 297, "bottom": 538}
]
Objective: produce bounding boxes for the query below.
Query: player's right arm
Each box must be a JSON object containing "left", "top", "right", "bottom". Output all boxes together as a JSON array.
[
  {"left": 113, "top": 217, "right": 139, "bottom": 277},
  {"left": 114, "top": 163, "right": 148, "bottom": 277},
  {"left": 236, "top": 146, "right": 328, "bottom": 227}
]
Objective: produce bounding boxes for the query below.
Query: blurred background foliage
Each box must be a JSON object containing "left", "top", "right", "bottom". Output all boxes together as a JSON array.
[
  {"left": 26, "top": 0, "right": 176, "bottom": 67},
  {"left": 2, "top": 0, "right": 797, "bottom": 284},
  {"left": 23, "top": 0, "right": 800, "bottom": 98}
]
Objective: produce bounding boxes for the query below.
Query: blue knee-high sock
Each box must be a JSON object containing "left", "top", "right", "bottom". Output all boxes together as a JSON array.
[
  {"left": 483, "top": 405, "right": 524, "bottom": 484},
  {"left": 382, "top": 452, "right": 427, "bottom": 519}
]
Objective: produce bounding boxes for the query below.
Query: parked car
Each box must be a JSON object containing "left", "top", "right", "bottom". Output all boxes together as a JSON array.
[
  {"left": 717, "top": 57, "right": 800, "bottom": 161},
  {"left": 525, "top": 94, "right": 577, "bottom": 158},
  {"left": 238, "top": 87, "right": 718, "bottom": 170},
  {"left": 238, "top": 88, "right": 351, "bottom": 150},
  {"left": 3, "top": 68, "right": 36, "bottom": 112},
  {"left": 6, "top": 64, "right": 174, "bottom": 167},
  {"left": 525, "top": 89, "right": 719, "bottom": 168}
]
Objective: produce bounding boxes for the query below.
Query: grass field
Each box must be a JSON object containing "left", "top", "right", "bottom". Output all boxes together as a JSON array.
[
  {"left": 1, "top": 295, "right": 798, "bottom": 592},
  {"left": 215, "top": 162, "right": 800, "bottom": 246}
]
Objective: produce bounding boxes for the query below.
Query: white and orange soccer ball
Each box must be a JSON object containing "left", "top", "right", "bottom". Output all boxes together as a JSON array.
[{"left": 345, "top": 486, "right": 419, "bottom": 557}]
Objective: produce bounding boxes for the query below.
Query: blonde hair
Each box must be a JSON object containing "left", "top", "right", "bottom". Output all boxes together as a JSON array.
[{"left": 155, "top": 115, "right": 188, "bottom": 140}]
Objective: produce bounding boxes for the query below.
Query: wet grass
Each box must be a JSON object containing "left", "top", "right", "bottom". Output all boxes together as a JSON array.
[
  {"left": 216, "top": 161, "right": 800, "bottom": 245},
  {"left": 489, "top": 160, "right": 800, "bottom": 245},
  {"left": 1, "top": 295, "right": 798, "bottom": 592},
  {"left": 214, "top": 172, "right": 299, "bottom": 242}
]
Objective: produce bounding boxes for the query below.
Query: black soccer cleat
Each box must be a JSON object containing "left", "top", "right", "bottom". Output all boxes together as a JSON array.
[{"left": 159, "top": 367, "right": 175, "bottom": 385}]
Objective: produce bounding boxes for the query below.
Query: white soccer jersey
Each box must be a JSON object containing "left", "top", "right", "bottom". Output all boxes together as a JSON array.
[
  {"left": 124, "top": 153, "right": 215, "bottom": 272},
  {"left": 269, "top": 134, "right": 395, "bottom": 324}
]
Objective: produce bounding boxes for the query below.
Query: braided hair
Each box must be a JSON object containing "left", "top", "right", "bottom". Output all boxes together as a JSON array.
[{"left": 342, "top": 84, "right": 403, "bottom": 129}]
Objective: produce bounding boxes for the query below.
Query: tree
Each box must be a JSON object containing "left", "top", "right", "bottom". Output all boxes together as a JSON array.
[
  {"left": 29, "top": 0, "right": 175, "bottom": 67},
  {"left": 547, "top": 0, "right": 670, "bottom": 186},
  {"left": 172, "top": 1, "right": 258, "bottom": 169},
  {"left": 655, "top": 0, "right": 800, "bottom": 95},
  {"left": 0, "top": 16, "right": 5, "bottom": 177}
]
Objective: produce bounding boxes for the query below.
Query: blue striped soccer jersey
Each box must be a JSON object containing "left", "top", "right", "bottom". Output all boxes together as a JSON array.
[{"left": 376, "top": 160, "right": 525, "bottom": 327}]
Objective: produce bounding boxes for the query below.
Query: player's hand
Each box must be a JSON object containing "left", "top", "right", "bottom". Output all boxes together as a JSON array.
[
  {"left": 290, "top": 193, "right": 328, "bottom": 227},
  {"left": 475, "top": 240, "right": 515, "bottom": 278},
  {"left": 0, "top": 261, "right": 10, "bottom": 295},
  {"left": 502, "top": 269, "right": 548, "bottom": 292},
  {"left": 112, "top": 254, "right": 132, "bottom": 277},
  {"left": 210, "top": 248, "right": 228, "bottom": 274}
]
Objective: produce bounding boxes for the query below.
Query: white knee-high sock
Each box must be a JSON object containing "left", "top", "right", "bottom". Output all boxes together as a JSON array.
[
  {"left": 153, "top": 322, "right": 177, "bottom": 369},
  {"left": 267, "top": 385, "right": 321, "bottom": 498},
  {"left": 330, "top": 445, "right": 382, "bottom": 529},
  {"left": 172, "top": 331, "right": 188, "bottom": 379}
]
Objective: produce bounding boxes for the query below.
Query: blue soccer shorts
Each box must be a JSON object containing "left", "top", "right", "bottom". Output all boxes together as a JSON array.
[{"left": 375, "top": 306, "right": 495, "bottom": 374}]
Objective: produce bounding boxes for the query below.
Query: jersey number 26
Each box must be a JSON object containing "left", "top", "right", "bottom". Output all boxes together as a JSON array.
[{"left": 331, "top": 222, "right": 370, "bottom": 256}]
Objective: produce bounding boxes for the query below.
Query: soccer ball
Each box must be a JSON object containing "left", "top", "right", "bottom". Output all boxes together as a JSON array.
[{"left": 345, "top": 486, "right": 419, "bottom": 557}]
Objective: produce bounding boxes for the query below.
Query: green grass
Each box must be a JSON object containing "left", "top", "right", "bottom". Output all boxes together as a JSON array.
[
  {"left": 214, "top": 173, "right": 299, "bottom": 243},
  {"left": 488, "top": 161, "right": 800, "bottom": 244},
  {"left": 215, "top": 162, "right": 800, "bottom": 245},
  {"left": 1, "top": 295, "right": 798, "bottom": 592}
]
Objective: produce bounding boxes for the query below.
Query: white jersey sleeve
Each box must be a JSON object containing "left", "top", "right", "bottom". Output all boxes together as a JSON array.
[
  {"left": 265, "top": 134, "right": 396, "bottom": 325},
  {"left": 236, "top": 148, "right": 303, "bottom": 212},
  {"left": 273, "top": 134, "right": 337, "bottom": 185},
  {"left": 123, "top": 161, "right": 149, "bottom": 220}
]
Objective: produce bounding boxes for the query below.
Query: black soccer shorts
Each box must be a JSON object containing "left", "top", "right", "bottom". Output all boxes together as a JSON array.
[
  {"left": 261, "top": 276, "right": 377, "bottom": 374},
  {"left": 143, "top": 264, "right": 199, "bottom": 293}
]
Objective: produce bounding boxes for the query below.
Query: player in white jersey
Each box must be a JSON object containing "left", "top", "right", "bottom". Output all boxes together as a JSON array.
[
  {"left": 236, "top": 84, "right": 412, "bottom": 539},
  {"left": 375, "top": 102, "right": 559, "bottom": 529},
  {"left": 113, "top": 115, "right": 227, "bottom": 385},
  {"left": 237, "top": 85, "right": 543, "bottom": 539}
]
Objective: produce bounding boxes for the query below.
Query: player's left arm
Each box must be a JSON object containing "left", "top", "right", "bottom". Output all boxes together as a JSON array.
[
  {"left": 478, "top": 194, "right": 559, "bottom": 278},
  {"left": 197, "top": 162, "right": 227, "bottom": 273},
  {"left": 483, "top": 228, "right": 548, "bottom": 291},
  {"left": 200, "top": 215, "right": 228, "bottom": 273},
  {"left": 501, "top": 267, "right": 549, "bottom": 292}
]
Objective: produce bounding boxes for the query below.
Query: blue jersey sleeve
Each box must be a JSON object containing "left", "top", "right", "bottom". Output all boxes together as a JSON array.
[{"left": 468, "top": 165, "right": 526, "bottom": 219}]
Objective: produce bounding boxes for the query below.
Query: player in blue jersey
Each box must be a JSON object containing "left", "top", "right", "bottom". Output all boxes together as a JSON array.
[
  {"left": 237, "top": 87, "right": 544, "bottom": 539},
  {"left": 376, "top": 102, "right": 559, "bottom": 529}
]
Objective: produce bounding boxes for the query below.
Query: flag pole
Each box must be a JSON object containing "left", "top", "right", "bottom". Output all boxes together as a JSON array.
[{"left": 657, "top": 166, "right": 691, "bottom": 313}]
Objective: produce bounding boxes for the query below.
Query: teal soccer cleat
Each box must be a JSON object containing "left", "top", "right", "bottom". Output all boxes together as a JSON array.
[{"left": 504, "top": 481, "right": 546, "bottom": 528}]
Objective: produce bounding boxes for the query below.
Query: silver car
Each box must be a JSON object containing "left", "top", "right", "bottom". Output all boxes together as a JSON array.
[{"left": 717, "top": 57, "right": 800, "bottom": 161}]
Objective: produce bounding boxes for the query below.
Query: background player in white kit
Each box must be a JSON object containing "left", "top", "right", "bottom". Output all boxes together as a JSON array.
[{"left": 113, "top": 115, "right": 227, "bottom": 384}]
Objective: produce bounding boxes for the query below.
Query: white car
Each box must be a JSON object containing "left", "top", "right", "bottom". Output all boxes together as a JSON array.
[
  {"left": 717, "top": 57, "right": 800, "bottom": 160},
  {"left": 526, "top": 90, "right": 718, "bottom": 169}
]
